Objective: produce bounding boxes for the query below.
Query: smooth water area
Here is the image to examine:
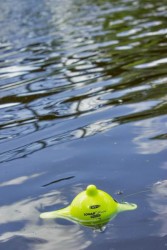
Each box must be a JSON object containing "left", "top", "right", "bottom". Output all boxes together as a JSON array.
[{"left": 0, "top": 0, "right": 167, "bottom": 249}]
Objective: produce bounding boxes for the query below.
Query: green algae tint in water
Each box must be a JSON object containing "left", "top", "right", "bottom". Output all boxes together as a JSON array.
[{"left": 0, "top": 0, "right": 167, "bottom": 249}]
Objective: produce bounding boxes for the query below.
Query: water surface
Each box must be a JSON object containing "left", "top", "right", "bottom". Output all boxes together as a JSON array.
[{"left": 0, "top": 0, "right": 167, "bottom": 249}]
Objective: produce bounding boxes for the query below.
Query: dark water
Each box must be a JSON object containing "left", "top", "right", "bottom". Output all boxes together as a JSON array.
[{"left": 0, "top": 0, "right": 167, "bottom": 249}]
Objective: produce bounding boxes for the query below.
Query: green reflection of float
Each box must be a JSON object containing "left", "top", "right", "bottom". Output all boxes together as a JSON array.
[{"left": 40, "top": 185, "right": 137, "bottom": 229}]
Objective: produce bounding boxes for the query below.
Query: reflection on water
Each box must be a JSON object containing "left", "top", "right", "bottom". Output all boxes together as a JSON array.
[
  {"left": 148, "top": 180, "right": 167, "bottom": 237},
  {"left": 0, "top": 185, "right": 91, "bottom": 249},
  {"left": 0, "top": 119, "right": 119, "bottom": 163},
  {"left": 133, "top": 116, "right": 167, "bottom": 154},
  {"left": 0, "top": 0, "right": 167, "bottom": 249},
  {"left": 1, "top": 0, "right": 167, "bottom": 147}
]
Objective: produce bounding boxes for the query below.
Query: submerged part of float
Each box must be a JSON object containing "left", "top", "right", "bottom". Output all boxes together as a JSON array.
[{"left": 40, "top": 185, "right": 137, "bottom": 228}]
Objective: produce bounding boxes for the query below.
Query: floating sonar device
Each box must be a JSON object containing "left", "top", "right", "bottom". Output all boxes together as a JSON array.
[{"left": 40, "top": 185, "right": 137, "bottom": 228}]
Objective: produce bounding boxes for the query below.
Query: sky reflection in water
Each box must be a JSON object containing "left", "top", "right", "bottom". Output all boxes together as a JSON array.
[{"left": 0, "top": 0, "right": 167, "bottom": 249}]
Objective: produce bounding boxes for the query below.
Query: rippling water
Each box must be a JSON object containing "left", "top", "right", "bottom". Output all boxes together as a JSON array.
[{"left": 0, "top": 0, "right": 167, "bottom": 249}]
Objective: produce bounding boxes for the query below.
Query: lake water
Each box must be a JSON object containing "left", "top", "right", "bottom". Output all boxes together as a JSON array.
[{"left": 0, "top": 0, "right": 167, "bottom": 249}]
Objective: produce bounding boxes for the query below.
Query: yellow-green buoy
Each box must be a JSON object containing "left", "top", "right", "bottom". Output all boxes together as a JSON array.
[{"left": 40, "top": 185, "right": 137, "bottom": 228}]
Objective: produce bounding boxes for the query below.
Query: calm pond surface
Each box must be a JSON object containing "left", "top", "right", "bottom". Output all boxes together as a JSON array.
[{"left": 0, "top": 0, "right": 167, "bottom": 249}]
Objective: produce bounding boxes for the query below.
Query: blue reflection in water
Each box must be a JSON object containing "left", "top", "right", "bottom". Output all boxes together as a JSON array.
[{"left": 0, "top": 0, "right": 167, "bottom": 249}]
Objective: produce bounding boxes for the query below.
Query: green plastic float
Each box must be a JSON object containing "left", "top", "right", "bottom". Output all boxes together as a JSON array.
[{"left": 40, "top": 185, "right": 137, "bottom": 228}]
